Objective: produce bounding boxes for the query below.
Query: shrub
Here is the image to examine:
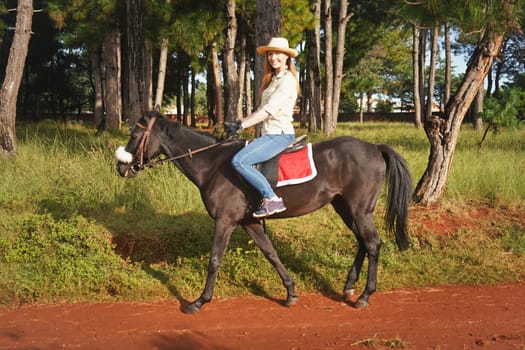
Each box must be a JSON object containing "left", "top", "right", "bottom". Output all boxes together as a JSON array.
[{"left": 0, "top": 213, "right": 163, "bottom": 305}]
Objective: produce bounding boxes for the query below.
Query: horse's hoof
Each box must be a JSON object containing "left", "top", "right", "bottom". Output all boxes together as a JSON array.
[
  {"left": 343, "top": 288, "right": 355, "bottom": 301},
  {"left": 353, "top": 297, "right": 369, "bottom": 309},
  {"left": 285, "top": 295, "right": 299, "bottom": 306},
  {"left": 181, "top": 301, "right": 202, "bottom": 314}
]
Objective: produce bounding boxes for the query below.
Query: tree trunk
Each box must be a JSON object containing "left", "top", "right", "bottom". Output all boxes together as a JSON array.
[
  {"left": 89, "top": 49, "right": 105, "bottom": 135},
  {"left": 306, "top": 0, "right": 321, "bottom": 132},
  {"left": 323, "top": 0, "right": 333, "bottom": 134},
  {"left": 444, "top": 22, "right": 451, "bottom": 109},
  {"left": 493, "top": 41, "right": 506, "bottom": 97},
  {"left": 412, "top": 24, "right": 422, "bottom": 128},
  {"left": 494, "top": 61, "right": 503, "bottom": 96},
  {"left": 299, "top": 64, "right": 308, "bottom": 128},
  {"left": 418, "top": 28, "right": 426, "bottom": 118},
  {"left": 174, "top": 59, "right": 183, "bottom": 124},
  {"left": 414, "top": 31, "right": 505, "bottom": 204},
  {"left": 224, "top": 0, "right": 240, "bottom": 122},
  {"left": 254, "top": 0, "right": 280, "bottom": 136},
  {"left": 358, "top": 93, "right": 364, "bottom": 123},
  {"left": 182, "top": 65, "right": 189, "bottom": 125},
  {"left": 21, "top": 65, "right": 29, "bottom": 119},
  {"left": 154, "top": 0, "right": 170, "bottom": 109},
  {"left": 329, "top": 0, "right": 352, "bottom": 133},
  {"left": 145, "top": 46, "right": 153, "bottom": 111},
  {"left": 102, "top": 21, "right": 122, "bottom": 130},
  {"left": 254, "top": 0, "right": 281, "bottom": 107},
  {"left": 472, "top": 86, "right": 484, "bottom": 130},
  {"left": 206, "top": 57, "right": 215, "bottom": 127},
  {"left": 366, "top": 90, "right": 373, "bottom": 112},
  {"left": 211, "top": 42, "right": 223, "bottom": 124},
  {"left": 190, "top": 67, "right": 196, "bottom": 127},
  {"left": 155, "top": 38, "right": 169, "bottom": 109},
  {"left": 237, "top": 30, "right": 247, "bottom": 118},
  {"left": 424, "top": 25, "right": 438, "bottom": 119},
  {"left": 125, "top": 0, "right": 149, "bottom": 128},
  {"left": 325, "top": 0, "right": 352, "bottom": 136},
  {"left": 0, "top": 0, "right": 33, "bottom": 155},
  {"left": 176, "top": 73, "right": 183, "bottom": 124},
  {"left": 245, "top": 56, "right": 252, "bottom": 115},
  {"left": 485, "top": 65, "right": 493, "bottom": 97}
]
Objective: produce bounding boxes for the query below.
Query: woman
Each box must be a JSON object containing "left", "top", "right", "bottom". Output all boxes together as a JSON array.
[{"left": 229, "top": 37, "right": 300, "bottom": 218}]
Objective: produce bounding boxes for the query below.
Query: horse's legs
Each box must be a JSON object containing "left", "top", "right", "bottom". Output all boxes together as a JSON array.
[
  {"left": 331, "top": 196, "right": 363, "bottom": 294},
  {"left": 242, "top": 222, "right": 298, "bottom": 306},
  {"left": 332, "top": 196, "right": 381, "bottom": 308},
  {"left": 343, "top": 235, "right": 366, "bottom": 297},
  {"left": 350, "top": 213, "right": 381, "bottom": 308},
  {"left": 181, "top": 219, "right": 235, "bottom": 314}
]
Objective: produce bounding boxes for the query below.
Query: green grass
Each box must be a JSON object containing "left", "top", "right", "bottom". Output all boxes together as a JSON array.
[
  {"left": 299, "top": 122, "right": 525, "bottom": 205},
  {"left": 0, "top": 120, "right": 524, "bottom": 306}
]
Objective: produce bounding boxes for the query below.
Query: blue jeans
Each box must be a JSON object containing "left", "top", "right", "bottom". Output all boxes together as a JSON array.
[{"left": 231, "top": 133, "right": 295, "bottom": 198}]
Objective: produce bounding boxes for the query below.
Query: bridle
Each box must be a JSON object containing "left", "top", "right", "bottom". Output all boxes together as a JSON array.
[
  {"left": 128, "top": 116, "right": 234, "bottom": 173},
  {"left": 133, "top": 115, "right": 158, "bottom": 171}
]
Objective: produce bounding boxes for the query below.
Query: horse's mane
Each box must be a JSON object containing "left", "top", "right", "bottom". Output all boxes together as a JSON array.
[
  {"left": 151, "top": 112, "right": 220, "bottom": 145},
  {"left": 178, "top": 122, "right": 219, "bottom": 144},
  {"left": 145, "top": 110, "right": 244, "bottom": 152}
]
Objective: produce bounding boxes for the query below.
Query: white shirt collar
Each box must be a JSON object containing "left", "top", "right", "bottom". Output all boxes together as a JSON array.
[{"left": 273, "top": 68, "right": 288, "bottom": 79}]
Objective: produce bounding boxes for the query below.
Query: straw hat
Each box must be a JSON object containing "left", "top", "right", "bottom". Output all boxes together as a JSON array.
[{"left": 256, "top": 37, "right": 298, "bottom": 58}]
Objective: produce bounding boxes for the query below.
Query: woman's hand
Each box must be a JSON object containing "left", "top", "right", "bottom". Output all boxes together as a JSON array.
[{"left": 224, "top": 120, "right": 243, "bottom": 137}]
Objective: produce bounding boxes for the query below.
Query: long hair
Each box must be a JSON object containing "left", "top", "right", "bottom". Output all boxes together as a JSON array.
[{"left": 258, "top": 56, "right": 301, "bottom": 104}]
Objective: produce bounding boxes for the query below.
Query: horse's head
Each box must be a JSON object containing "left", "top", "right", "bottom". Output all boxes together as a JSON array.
[{"left": 115, "top": 111, "right": 165, "bottom": 178}]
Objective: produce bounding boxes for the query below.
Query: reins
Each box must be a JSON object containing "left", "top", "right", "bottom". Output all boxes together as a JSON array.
[
  {"left": 146, "top": 138, "right": 234, "bottom": 168},
  {"left": 133, "top": 116, "right": 234, "bottom": 171}
]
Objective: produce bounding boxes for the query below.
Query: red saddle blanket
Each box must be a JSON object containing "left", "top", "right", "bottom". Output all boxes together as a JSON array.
[{"left": 276, "top": 143, "right": 317, "bottom": 187}]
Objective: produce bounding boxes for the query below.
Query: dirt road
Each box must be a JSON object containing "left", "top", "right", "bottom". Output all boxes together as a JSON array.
[{"left": 1, "top": 282, "right": 524, "bottom": 350}]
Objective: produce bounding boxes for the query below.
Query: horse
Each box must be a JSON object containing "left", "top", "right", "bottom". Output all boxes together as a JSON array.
[{"left": 115, "top": 111, "right": 413, "bottom": 314}]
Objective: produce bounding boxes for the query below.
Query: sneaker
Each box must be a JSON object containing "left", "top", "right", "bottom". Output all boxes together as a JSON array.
[{"left": 253, "top": 197, "right": 287, "bottom": 218}]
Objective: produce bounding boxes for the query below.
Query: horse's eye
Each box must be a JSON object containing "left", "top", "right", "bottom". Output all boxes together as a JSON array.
[{"left": 131, "top": 164, "right": 141, "bottom": 173}]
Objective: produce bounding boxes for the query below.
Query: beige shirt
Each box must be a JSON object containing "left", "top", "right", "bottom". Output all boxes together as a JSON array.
[{"left": 260, "top": 70, "right": 297, "bottom": 135}]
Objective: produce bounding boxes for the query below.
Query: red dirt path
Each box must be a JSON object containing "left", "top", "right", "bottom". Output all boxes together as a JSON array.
[{"left": 1, "top": 283, "right": 524, "bottom": 350}]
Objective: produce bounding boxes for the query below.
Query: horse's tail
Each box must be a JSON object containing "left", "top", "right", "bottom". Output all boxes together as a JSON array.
[{"left": 378, "top": 144, "right": 413, "bottom": 251}]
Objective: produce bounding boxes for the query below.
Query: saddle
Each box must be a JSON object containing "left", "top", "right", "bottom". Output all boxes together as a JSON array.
[{"left": 256, "top": 135, "right": 317, "bottom": 188}]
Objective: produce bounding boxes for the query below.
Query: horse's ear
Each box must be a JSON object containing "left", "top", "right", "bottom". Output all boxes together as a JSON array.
[{"left": 146, "top": 109, "right": 165, "bottom": 119}]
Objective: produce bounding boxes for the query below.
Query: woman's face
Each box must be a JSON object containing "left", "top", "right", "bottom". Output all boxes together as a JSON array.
[{"left": 267, "top": 51, "right": 289, "bottom": 72}]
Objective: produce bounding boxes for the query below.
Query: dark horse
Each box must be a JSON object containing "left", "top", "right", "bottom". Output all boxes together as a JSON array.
[{"left": 116, "top": 111, "right": 413, "bottom": 314}]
